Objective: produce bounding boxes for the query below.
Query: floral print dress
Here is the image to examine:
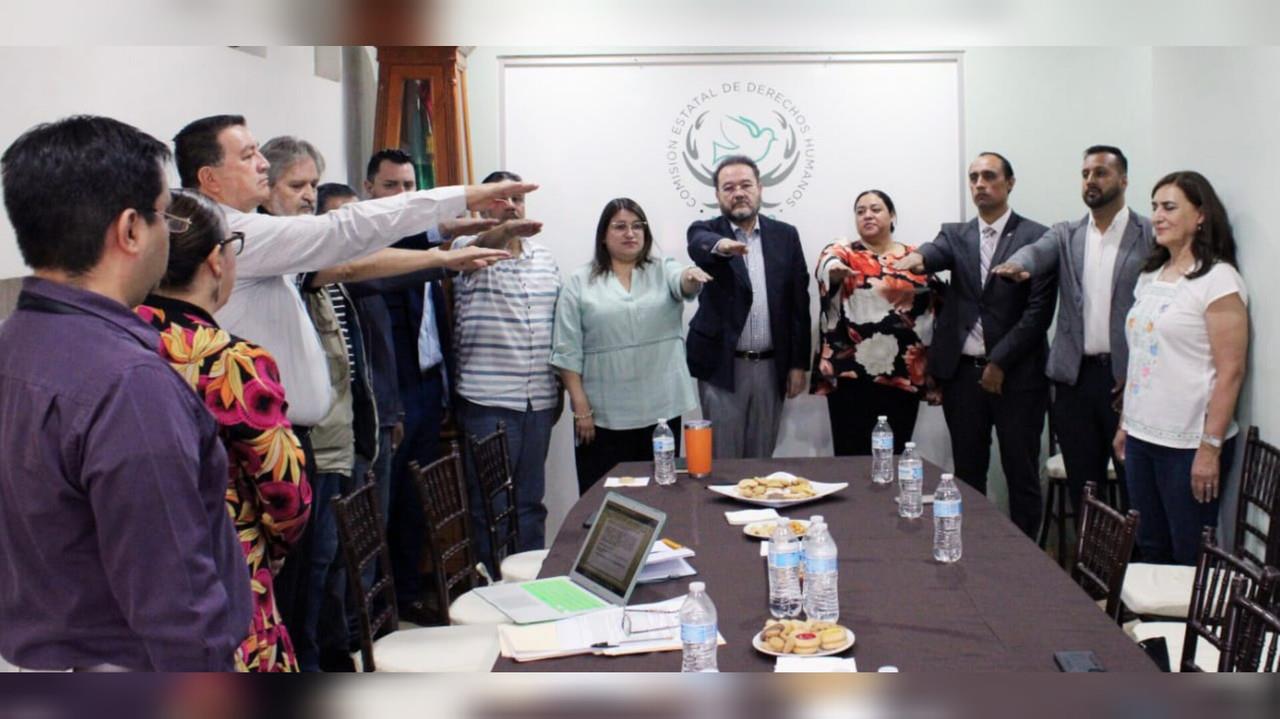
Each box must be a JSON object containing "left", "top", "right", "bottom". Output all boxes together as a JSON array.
[
  {"left": 137, "top": 295, "right": 312, "bottom": 673},
  {"left": 811, "top": 240, "right": 938, "bottom": 395}
]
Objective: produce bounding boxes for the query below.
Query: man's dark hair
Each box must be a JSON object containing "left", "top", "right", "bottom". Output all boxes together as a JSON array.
[
  {"left": 316, "top": 183, "right": 358, "bottom": 215},
  {"left": 1084, "top": 145, "right": 1129, "bottom": 174},
  {"left": 481, "top": 170, "right": 522, "bottom": 184},
  {"left": 2, "top": 115, "right": 170, "bottom": 275},
  {"left": 712, "top": 155, "right": 760, "bottom": 189},
  {"left": 173, "top": 114, "right": 246, "bottom": 189},
  {"left": 977, "top": 151, "right": 1015, "bottom": 180},
  {"left": 365, "top": 148, "right": 414, "bottom": 182}
]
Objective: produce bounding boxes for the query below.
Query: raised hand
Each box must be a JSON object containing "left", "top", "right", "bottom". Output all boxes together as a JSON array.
[
  {"left": 439, "top": 245, "right": 511, "bottom": 272},
  {"left": 826, "top": 260, "right": 855, "bottom": 285},
  {"left": 439, "top": 216, "right": 500, "bottom": 240},
  {"left": 683, "top": 267, "right": 713, "bottom": 284},
  {"left": 893, "top": 251, "right": 926, "bottom": 274},
  {"left": 990, "top": 261, "right": 1031, "bottom": 282},
  {"left": 465, "top": 180, "right": 539, "bottom": 212},
  {"left": 713, "top": 238, "right": 750, "bottom": 256}
]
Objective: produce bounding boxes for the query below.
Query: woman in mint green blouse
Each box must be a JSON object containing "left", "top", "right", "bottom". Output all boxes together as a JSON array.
[{"left": 552, "top": 197, "right": 712, "bottom": 494}]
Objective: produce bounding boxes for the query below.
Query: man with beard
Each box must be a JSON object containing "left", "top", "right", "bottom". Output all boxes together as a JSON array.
[
  {"left": 992, "top": 146, "right": 1154, "bottom": 518},
  {"left": 896, "top": 152, "right": 1056, "bottom": 539},
  {"left": 686, "top": 155, "right": 811, "bottom": 459}
]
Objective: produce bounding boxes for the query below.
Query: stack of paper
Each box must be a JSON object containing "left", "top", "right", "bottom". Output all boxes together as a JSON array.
[
  {"left": 725, "top": 508, "right": 780, "bottom": 525},
  {"left": 638, "top": 539, "right": 697, "bottom": 584},
  {"left": 498, "top": 596, "right": 725, "bottom": 662}
]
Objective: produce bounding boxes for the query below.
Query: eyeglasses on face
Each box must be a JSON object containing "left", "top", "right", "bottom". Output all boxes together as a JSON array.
[
  {"left": 609, "top": 221, "right": 647, "bottom": 233},
  {"left": 219, "top": 231, "right": 245, "bottom": 256}
]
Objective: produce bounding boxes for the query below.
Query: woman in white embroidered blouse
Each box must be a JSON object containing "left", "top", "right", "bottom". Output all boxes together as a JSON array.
[{"left": 1113, "top": 171, "right": 1248, "bottom": 565}]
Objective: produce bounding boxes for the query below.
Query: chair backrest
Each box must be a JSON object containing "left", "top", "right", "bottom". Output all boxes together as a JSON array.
[
  {"left": 333, "top": 473, "right": 398, "bottom": 672},
  {"left": 1179, "top": 527, "right": 1267, "bottom": 672},
  {"left": 1071, "top": 482, "right": 1140, "bottom": 622},
  {"left": 411, "top": 443, "right": 482, "bottom": 624},
  {"left": 469, "top": 422, "right": 520, "bottom": 568},
  {"left": 1218, "top": 569, "right": 1280, "bottom": 672},
  {"left": 1235, "top": 426, "right": 1280, "bottom": 568}
]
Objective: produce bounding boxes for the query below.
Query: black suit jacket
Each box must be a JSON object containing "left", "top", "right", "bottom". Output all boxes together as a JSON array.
[
  {"left": 685, "top": 214, "right": 811, "bottom": 393},
  {"left": 917, "top": 212, "right": 1057, "bottom": 390}
]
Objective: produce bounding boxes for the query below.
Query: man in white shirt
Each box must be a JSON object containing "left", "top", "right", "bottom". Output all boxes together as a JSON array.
[{"left": 994, "top": 146, "right": 1154, "bottom": 519}]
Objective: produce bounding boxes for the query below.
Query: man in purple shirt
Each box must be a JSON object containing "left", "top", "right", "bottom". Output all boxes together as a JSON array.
[{"left": 0, "top": 115, "right": 252, "bottom": 671}]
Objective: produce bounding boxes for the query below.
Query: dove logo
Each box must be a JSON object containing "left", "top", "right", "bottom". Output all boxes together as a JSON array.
[{"left": 667, "top": 83, "right": 816, "bottom": 211}]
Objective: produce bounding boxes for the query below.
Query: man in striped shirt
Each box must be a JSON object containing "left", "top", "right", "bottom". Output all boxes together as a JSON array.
[{"left": 452, "top": 170, "right": 560, "bottom": 567}]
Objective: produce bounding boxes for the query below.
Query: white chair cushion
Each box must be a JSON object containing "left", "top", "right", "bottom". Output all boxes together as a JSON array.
[
  {"left": 1045, "top": 453, "right": 1067, "bottom": 479},
  {"left": 356, "top": 624, "right": 499, "bottom": 672},
  {"left": 500, "top": 549, "right": 549, "bottom": 583},
  {"left": 1120, "top": 563, "right": 1196, "bottom": 617},
  {"left": 1131, "top": 621, "right": 1219, "bottom": 672},
  {"left": 1045, "top": 454, "right": 1118, "bottom": 480},
  {"left": 450, "top": 588, "right": 512, "bottom": 626}
]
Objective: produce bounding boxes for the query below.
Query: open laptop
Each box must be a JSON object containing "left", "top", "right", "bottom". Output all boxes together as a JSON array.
[{"left": 474, "top": 491, "right": 666, "bottom": 624}]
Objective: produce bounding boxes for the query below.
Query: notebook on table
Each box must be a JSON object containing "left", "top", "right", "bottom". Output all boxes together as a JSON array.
[{"left": 474, "top": 491, "right": 667, "bottom": 624}]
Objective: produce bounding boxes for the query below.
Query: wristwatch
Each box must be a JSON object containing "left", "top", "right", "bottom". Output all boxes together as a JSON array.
[{"left": 1201, "top": 433, "right": 1224, "bottom": 449}]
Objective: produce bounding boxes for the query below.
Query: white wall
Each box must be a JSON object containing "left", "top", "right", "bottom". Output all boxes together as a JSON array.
[{"left": 0, "top": 46, "right": 349, "bottom": 279}]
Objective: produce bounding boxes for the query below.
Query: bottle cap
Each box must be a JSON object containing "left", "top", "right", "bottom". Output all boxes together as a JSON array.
[
  {"left": 877, "top": 665, "right": 900, "bottom": 672},
  {"left": 689, "top": 581, "right": 705, "bottom": 592},
  {"left": 941, "top": 473, "right": 953, "bottom": 479},
  {"left": 877, "top": 415, "right": 888, "bottom": 421},
  {"left": 904, "top": 441, "right": 916, "bottom": 448},
  {"left": 657, "top": 418, "right": 667, "bottom": 424},
  {"left": 809, "top": 515, "right": 824, "bottom": 524}
]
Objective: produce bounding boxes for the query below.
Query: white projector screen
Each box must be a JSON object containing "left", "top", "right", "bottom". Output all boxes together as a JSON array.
[{"left": 499, "top": 52, "right": 963, "bottom": 504}]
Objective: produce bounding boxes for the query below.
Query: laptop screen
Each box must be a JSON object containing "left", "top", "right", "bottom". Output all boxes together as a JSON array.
[{"left": 570, "top": 492, "right": 665, "bottom": 605}]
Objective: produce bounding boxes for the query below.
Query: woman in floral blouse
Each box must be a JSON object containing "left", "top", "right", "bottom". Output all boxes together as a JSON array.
[
  {"left": 136, "top": 190, "right": 312, "bottom": 672},
  {"left": 812, "top": 189, "right": 940, "bottom": 455}
]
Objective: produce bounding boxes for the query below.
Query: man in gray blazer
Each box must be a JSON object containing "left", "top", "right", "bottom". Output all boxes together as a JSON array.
[
  {"left": 897, "top": 152, "right": 1057, "bottom": 538},
  {"left": 993, "top": 145, "right": 1154, "bottom": 517}
]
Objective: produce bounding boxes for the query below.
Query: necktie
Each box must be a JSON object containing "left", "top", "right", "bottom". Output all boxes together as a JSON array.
[{"left": 980, "top": 226, "right": 998, "bottom": 277}]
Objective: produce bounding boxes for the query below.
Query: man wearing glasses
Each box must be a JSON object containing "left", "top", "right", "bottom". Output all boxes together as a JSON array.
[
  {"left": 686, "top": 155, "right": 812, "bottom": 459},
  {"left": 0, "top": 116, "right": 251, "bottom": 670}
]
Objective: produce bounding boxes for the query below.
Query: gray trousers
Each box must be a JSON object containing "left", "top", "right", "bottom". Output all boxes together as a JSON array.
[{"left": 698, "top": 357, "right": 783, "bottom": 459}]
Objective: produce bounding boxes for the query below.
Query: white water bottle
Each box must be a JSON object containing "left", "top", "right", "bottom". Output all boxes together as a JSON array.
[
  {"left": 802, "top": 518, "right": 839, "bottom": 622},
  {"left": 767, "top": 518, "right": 802, "bottom": 618},
  {"left": 897, "top": 442, "right": 924, "bottom": 519},
  {"left": 653, "top": 419, "right": 676, "bottom": 486},
  {"left": 679, "top": 581, "right": 718, "bottom": 672},
  {"left": 871, "top": 416, "right": 894, "bottom": 484},
  {"left": 932, "top": 473, "right": 963, "bottom": 563}
]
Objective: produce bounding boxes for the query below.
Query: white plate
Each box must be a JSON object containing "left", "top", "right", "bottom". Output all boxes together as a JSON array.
[
  {"left": 743, "top": 518, "right": 811, "bottom": 539},
  {"left": 752, "top": 627, "right": 855, "bottom": 657},
  {"left": 709, "top": 472, "right": 848, "bottom": 508}
]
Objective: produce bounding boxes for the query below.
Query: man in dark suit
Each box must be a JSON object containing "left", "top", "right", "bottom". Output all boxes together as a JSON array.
[
  {"left": 993, "top": 146, "right": 1154, "bottom": 516},
  {"left": 686, "top": 155, "right": 811, "bottom": 459},
  {"left": 897, "top": 152, "right": 1057, "bottom": 538}
]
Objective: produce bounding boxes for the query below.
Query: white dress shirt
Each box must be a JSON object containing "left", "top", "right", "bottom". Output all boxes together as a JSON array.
[
  {"left": 962, "top": 208, "right": 1011, "bottom": 357},
  {"left": 1082, "top": 206, "right": 1128, "bottom": 355},
  {"left": 215, "top": 187, "right": 466, "bottom": 426}
]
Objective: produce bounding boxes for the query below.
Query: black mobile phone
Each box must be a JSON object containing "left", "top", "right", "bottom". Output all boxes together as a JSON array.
[{"left": 1053, "top": 650, "right": 1106, "bottom": 672}]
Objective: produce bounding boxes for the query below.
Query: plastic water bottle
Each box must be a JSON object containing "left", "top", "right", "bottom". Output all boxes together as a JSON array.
[
  {"left": 897, "top": 442, "right": 924, "bottom": 519},
  {"left": 932, "top": 473, "right": 963, "bottom": 563},
  {"left": 871, "top": 416, "right": 894, "bottom": 484},
  {"left": 680, "top": 581, "right": 718, "bottom": 672},
  {"left": 768, "top": 518, "right": 802, "bottom": 618},
  {"left": 653, "top": 419, "right": 676, "bottom": 486},
  {"left": 802, "top": 518, "right": 840, "bottom": 622}
]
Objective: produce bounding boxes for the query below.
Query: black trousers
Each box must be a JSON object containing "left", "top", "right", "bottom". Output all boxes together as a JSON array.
[
  {"left": 574, "top": 418, "right": 681, "bottom": 496},
  {"left": 1052, "top": 357, "right": 1127, "bottom": 516},
  {"left": 273, "top": 425, "right": 316, "bottom": 666},
  {"left": 825, "top": 380, "right": 921, "bottom": 456},
  {"left": 941, "top": 361, "right": 1048, "bottom": 539}
]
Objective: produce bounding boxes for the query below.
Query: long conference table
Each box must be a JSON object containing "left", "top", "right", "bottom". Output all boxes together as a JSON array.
[{"left": 494, "top": 457, "right": 1157, "bottom": 672}]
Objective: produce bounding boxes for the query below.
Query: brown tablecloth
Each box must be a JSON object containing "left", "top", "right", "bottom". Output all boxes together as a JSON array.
[{"left": 494, "top": 458, "right": 1156, "bottom": 672}]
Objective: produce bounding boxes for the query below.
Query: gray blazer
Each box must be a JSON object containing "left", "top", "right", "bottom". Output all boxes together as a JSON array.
[{"left": 1006, "top": 209, "right": 1154, "bottom": 385}]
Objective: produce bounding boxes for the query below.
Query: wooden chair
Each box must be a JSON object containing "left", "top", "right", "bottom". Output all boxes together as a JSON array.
[
  {"left": 333, "top": 475, "right": 499, "bottom": 672},
  {"left": 1218, "top": 570, "right": 1280, "bottom": 672},
  {"left": 1131, "top": 527, "right": 1272, "bottom": 671},
  {"left": 469, "top": 423, "right": 548, "bottom": 583},
  {"left": 411, "top": 445, "right": 510, "bottom": 626},
  {"left": 1071, "top": 481, "right": 1140, "bottom": 623},
  {"left": 1039, "top": 419, "right": 1123, "bottom": 567},
  {"left": 1123, "top": 426, "right": 1280, "bottom": 619}
]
